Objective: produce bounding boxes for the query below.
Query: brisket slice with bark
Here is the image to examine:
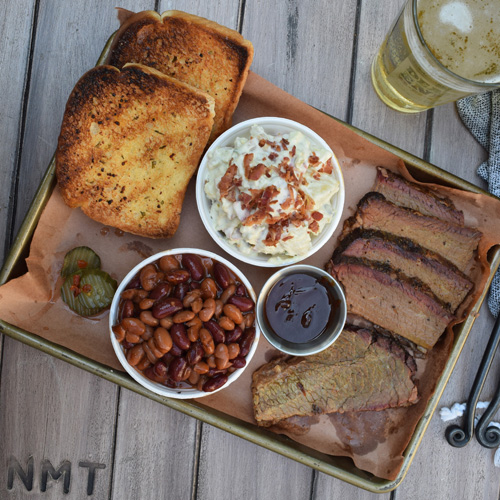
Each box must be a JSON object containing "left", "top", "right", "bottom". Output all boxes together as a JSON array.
[
  {"left": 252, "top": 328, "right": 418, "bottom": 427},
  {"left": 329, "top": 256, "right": 455, "bottom": 350},
  {"left": 374, "top": 167, "right": 465, "bottom": 225},
  {"left": 343, "top": 192, "right": 482, "bottom": 271},
  {"left": 332, "top": 228, "right": 474, "bottom": 311}
]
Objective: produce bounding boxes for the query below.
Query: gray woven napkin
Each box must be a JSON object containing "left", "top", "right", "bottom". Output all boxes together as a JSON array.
[{"left": 457, "top": 89, "right": 500, "bottom": 318}]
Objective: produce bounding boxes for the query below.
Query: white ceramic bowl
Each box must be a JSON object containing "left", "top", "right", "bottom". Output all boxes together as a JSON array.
[
  {"left": 109, "top": 248, "right": 260, "bottom": 399},
  {"left": 196, "top": 117, "right": 345, "bottom": 267}
]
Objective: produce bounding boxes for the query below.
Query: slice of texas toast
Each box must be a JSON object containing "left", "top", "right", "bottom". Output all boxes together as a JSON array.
[
  {"left": 56, "top": 63, "right": 215, "bottom": 238},
  {"left": 106, "top": 9, "right": 254, "bottom": 143}
]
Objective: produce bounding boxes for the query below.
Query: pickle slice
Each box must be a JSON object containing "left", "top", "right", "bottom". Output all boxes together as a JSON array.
[
  {"left": 61, "top": 246, "right": 101, "bottom": 278},
  {"left": 61, "top": 268, "right": 117, "bottom": 316}
]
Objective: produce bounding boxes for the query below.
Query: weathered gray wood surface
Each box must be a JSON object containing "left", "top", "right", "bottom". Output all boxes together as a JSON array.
[{"left": 0, "top": 0, "right": 498, "bottom": 499}]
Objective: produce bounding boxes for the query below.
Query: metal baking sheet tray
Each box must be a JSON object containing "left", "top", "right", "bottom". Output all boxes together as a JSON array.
[{"left": 1, "top": 34, "right": 499, "bottom": 493}]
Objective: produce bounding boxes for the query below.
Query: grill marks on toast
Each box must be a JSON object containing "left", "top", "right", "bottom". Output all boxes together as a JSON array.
[
  {"left": 328, "top": 169, "right": 482, "bottom": 352},
  {"left": 56, "top": 64, "right": 215, "bottom": 238},
  {"left": 252, "top": 327, "right": 418, "bottom": 426},
  {"left": 106, "top": 10, "right": 254, "bottom": 143}
]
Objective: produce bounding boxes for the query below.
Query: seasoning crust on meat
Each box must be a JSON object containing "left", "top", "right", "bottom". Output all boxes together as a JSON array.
[{"left": 56, "top": 64, "right": 215, "bottom": 238}]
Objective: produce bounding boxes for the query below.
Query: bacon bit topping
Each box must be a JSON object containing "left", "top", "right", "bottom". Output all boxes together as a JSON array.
[
  {"left": 280, "top": 138, "right": 289, "bottom": 150},
  {"left": 263, "top": 223, "right": 283, "bottom": 246},
  {"left": 77, "top": 260, "right": 88, "bottom": 269},
  {"left": 72, "top": 275, "right": 81, "bottom": 287},
  {"left": 311, "top": 211, "right": 324, "bottom": 221},
  {"left": 268, "top": 152, "right": 278, "bottom": 161},
  {"left": 218, "top": 162, "right": 238, "bottom": 200},
  {"left": 242, "top": 186, "right": 280, "bottom": 226},
  {"left": 247, "top": 163, "right": 268, "bottom": 181},
  {"left": 309, "top": 154, "right": 320, "bottom": 166},
  {"left": 309, "top": 220, "right": 320, "bottom": 233},
  {"left": 81, "top": 284, "right": 93, "bottom": 294},
  {"left": 258, "top": 139, "right": 266, "bottom": 147},
  {"left": 318, "top": 157, "right": 333, "bottom": 174},
  {"left": 290, "top": 145, "right": 296, "bottom": 157},
  {"left": 70, "top": 285, "right": 81, "bottom": 297},
  {"left": 243, "top": 153, "right": 254, "bottom": 179}
]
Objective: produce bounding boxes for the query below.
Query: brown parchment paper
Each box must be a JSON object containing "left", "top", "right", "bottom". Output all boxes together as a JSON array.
[{"left": 1, "top": 72, "right": 500, "bottom": 480}]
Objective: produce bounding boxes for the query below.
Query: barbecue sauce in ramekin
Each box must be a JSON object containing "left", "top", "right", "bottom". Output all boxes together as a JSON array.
[{"left": 264, "top": 273, "right": 339, "bottom": 344}]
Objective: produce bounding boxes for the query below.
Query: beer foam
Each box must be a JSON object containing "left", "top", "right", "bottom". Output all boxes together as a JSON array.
[{"left": 439, "top": 2, "right": 473, "bottom": 33}]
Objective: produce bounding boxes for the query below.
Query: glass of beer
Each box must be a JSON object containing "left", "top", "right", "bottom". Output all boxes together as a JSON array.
[{"left": 371, "top": 0, "right": 500, "bottom": 113}]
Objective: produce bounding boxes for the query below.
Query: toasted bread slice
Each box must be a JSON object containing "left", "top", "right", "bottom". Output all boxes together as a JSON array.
[
  {"left": 106, "top": 9, "right": 254, "bottom": 143},
  {"left": 56, "top": 63, "right": 215, "bottom": 238}
]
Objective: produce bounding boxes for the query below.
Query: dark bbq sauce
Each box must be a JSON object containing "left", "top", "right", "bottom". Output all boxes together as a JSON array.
[{"left": 264, "top": 273, "right": 339, "bottom": 344}]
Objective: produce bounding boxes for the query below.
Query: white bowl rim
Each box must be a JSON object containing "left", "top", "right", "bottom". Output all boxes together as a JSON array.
[
  {"left": 196, "top": 116, "right": 345, "bottom": 268},
  {"left": 109, "top": 247, "right": 260, "bottom": 399}
]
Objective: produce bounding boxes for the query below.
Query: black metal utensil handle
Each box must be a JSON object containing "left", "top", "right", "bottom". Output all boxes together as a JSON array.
[
  {"left": 476, "top": 374, "right": 500, "bottom": 448},
  {"left": 446, "top": 313, "right": 500, "bottom": 447}
]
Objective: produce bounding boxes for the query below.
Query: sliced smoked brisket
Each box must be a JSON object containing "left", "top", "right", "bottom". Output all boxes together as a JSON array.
[
  {"left": 252, "top": 328, "right": 418, "bottom": 427},
  {"left": 374, "top": 167, "right": 465, "bottom": 225},
  {"left": 332, "top": 228, "right": 473, "bottom": 311},
  {"left": 329, "top": 256, "right": 455, "bottom": 350},
  {"left": 343, "top": 192, "right": 482, "bottom": 271}
]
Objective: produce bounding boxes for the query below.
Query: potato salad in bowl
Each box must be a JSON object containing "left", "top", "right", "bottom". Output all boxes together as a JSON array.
[{"left": 196, "top": 117, "right": 345, "bottom": 267}]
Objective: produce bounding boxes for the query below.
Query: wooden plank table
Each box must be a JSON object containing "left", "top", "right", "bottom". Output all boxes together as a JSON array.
[{"left": 0, "top": 1, "right": 498, "bottom": 498}]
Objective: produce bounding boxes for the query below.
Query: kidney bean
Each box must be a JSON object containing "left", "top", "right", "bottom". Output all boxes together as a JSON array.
[
  {"left": 169, "top": 343, "right": 183, "bottom": 357},
  {"left": 165, "top": 269, "right": 191, "bottom": 284},
  {"left": 214, "top": 343, "right": 229, "bottom": 370},
  {"left": 140, "top": 310, "right": 159, "bottom": 327},
  {"left": 121, "top": 340, "right": 135, "bottom": 350},
  {"left": 223, "top": 304, "right": 244, "bottom": 324},
  {"left": 200, "top": 277, "right": 217, "bottom": 300},
  {"left": 227, "top": 343, "right": 240, "bottom": 360},
  {"left": 170, "top": 324, "right": 190, "bottom": 350},
  {"left": 190, "top": 281, "right": 201, "bottom": 290},
  {"left": 142, "top": 325, "right": 154, "bottom": 341},
  {"left": 158, "top": 255, "right": 179, "bottom": 272},
  {"left": 153, "top": 327, "right": 172, "bottom": 352},
  {"left": 125, "top": 273, "right": 141, "bottom": 289},
  {"left": 245, "top": 312, "right": 255, "bottom": 329},
  {"left": 164, "top": 379, "right": 177, "bottom": 389},
  {"left": 168, "top": 357, "right": 188, "bottom": 382},
  {"left": 225, "top": 326, "right": 243, "bottom": 343},
  {"left": 182, "top": 254, "right": 205, "bottom": 281},
  {"left": 235, "top": 283, "right": 247, "bottom": 296},
  {"left": 173, "top": 282, "right": 190, "bottom": 301},
  {"left": 187, "top": 342, "right": 204, "bottom": 365},
  {"left": 231, "top": 356, "right": 247, "bottom": 369},
  {"left": 239, "top": 327, "right": 256, "bottom": 357},
  {"left": 206, "top": 355, "right": 217, "bottom": 368},
  {"left": 126, "top": 344, "right": 145, "bottom": 366},
  {"left": 120, "top": 299, "right": 136, "bottom": 319},
  {"left": 204, "top": 320, "right": 225, "bottom": 344},
  {"left": 227, "top": 295, "right": 254, "bottom": 312},
  {"left": 136, "top": 356, "right": 151, "bottom": 371},
  {"left": 202, "top": 374, "right": 228, "bottom": 392},
  {"left": 191, "top": 298, "right": 203, "bottom": 314},
  {"left": 182, "top": 288, "right": 202, "bottom": 308},
  {"left": 140, "top": 264, "right": 158, "bottom": 291},
  {"left": 153, "top": 360, "right": 168, "bottom": 378},
  {"left": 213, "top": 262, "right": 234, "bottom": 289},
  {"left": 148, "top": 338, "right": 164, "bottom": 359},
  {"left": 214, "top": 299, "right": 224, "bottom": 318},
  {"left": 122, "top": 317, "right": 146, "bottom": 336},
  {"left": 133, "top": 290, "right": 149, "bottom": 303},
  {"left": 152, "top": 297, "right": 183, "bottom": 319},
  {"left": 173, "top": 310, "right": 196, "bottom": 324},
  {"left": 149, "top": 282, "right": 172, "bottom": 301}
]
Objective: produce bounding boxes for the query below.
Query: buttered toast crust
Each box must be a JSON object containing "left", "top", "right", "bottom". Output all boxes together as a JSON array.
[
  {"left": 106, "top": 9, "right": 253, "bottom": 143},
  {"left": 56, "top": 63, "right": 215, "bottom": 238}
]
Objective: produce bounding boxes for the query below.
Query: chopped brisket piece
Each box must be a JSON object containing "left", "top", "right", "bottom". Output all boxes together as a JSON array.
[
  {"left": 333, "top": 228, "right": 473, "bottom": 311},
  {"left": 252, "top": 328, "right": 418, "bottom": 426},
  {"left": 329, "top": 256, "right": 455, "bottom": 350},
  {"left": 343, "top": 192, "right": 481, "bottom": 271},
  {"left": 374, "top": 167, "right": 465, "bottom": 225}
]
